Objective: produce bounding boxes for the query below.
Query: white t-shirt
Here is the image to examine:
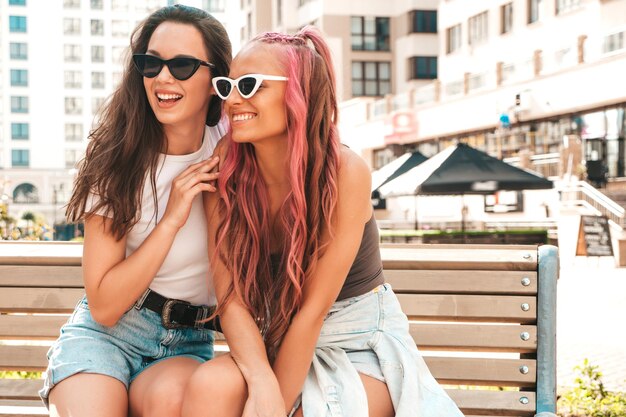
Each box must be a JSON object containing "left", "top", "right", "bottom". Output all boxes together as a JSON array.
[{"left": 87, "top": 123, "right": 225, "bottom": 305}]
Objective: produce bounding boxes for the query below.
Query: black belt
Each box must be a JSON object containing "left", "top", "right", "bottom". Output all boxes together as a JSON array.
[{"left": 136, "top": 289, "right": 221, "bottom": 332}]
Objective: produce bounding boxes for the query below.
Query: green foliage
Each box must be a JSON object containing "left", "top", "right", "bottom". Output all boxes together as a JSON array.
[
  {"left": 0, "top": 371, "right": 42, "bottom": 379},
  {"left": 559, "top": 359, "right": 626, "bottom": 417}
]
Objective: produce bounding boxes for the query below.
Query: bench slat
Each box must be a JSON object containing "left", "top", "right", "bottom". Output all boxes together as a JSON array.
[
  {"left": 410, "top": 323, "right": 537, "bottom": 352},
  {"left": 398, "top": 294, "right": 537, "bottom": 323},
  {"left": 0, "top": 243, "right": 82, "bottom": 267},
  {"left": 0, "top": 289, "right": 84, "bottom": 313},
  {"left": 386, "top": 270, "right": 537, "bottom": 295},
  {"left": 0, "top": 316, "right": 68, "bottom": 340},
  {"left": 425, "top": 357, "right": 537, "bottom": 387},
  {"left": 0, "top": 382, "right": 536, "bottom": 416},
  {"left": 0, "top": 267, "right": 82, "bottom": 288},
  {"left": 0, "top": 345, "right": 536, "bottom": 387},
  {"left": 0, "top": 316, "right": 537, "bottom": 352},
  {"left": 380, "top": 246, "right": 538, "bottom": 271},
  {"left": 447, "top": 389, "right": 535, "bottom": 416}
]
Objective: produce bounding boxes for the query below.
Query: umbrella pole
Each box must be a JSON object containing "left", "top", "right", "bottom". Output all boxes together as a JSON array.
[
  {"left": 461, "top": 194, "right": 466, "bottom": 242},
  {"left": 414, "top": 195, "right": 419, "bottom": 230}
]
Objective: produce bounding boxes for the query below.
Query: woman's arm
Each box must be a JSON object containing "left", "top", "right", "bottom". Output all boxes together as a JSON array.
[
  {"left": 204, "top": 191, "right": 285, "bottom": 417},
  {"left": 83, "top": 157, "right": 219, "bottom": 327},
  {"left": 272, "top": 150, "right": 373, "bottom": 411}
]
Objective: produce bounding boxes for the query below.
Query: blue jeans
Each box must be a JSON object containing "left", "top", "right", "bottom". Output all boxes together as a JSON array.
[{"left": 40, "top": 296, "right": 214, "bottom": 407}]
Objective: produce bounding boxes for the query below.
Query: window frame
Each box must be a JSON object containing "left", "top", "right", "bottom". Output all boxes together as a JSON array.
[
  {"left": 11, "top": 96, "right": 29, "bottom": 113},
  {"left": 11, "top": 150, "right": 30, "bottom": 167},
  {"left": 10, "top": 69, "right": 28, "bottom": 87},
  {"left": 351, "top": 16, "right": 391, "bottom": 52},
  {"left": 409, "top": 10, "right": 437, "bottom": 34},
  {"left": 9, "top": 15, "right": 27, "bottom": 33},
  {"left": 11, "top": 123, "right": 29, "bottom": 140},
  {"left": 351, "top": 61, "right": 391, "bottom": 97},
  {"left": 409, "top": 56, "right": 437, "bottom": 80},
  {"left": 501, "top": 3, "right": 514, "bottom": 34},
  {"left": 10, "top": 42, "right": 28, "bottom": 60}
]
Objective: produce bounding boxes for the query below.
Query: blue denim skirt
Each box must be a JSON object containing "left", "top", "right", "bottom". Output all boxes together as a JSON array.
[{"left": 39, "top": 295, "right": 214, "bottom": 406}]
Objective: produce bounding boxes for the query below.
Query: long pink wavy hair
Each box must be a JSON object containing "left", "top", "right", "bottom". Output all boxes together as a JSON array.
[{"left": 214, "top": 27, "right": 340, "bottom": 361}]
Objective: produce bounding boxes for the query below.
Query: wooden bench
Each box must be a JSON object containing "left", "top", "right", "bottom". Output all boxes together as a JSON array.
[{"left": 0, "top": 241, "right": 559, "bottom": 417}]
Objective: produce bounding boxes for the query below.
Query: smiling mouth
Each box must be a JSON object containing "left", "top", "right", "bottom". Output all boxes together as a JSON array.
[
  {"left": 232, "top": 113, "right": 257, "bottom": 122},
  {"left": 156, "top": 93, "right": 183, "bottom": 103}
]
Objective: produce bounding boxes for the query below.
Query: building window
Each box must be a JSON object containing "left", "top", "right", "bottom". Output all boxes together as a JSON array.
[
  {"left": 91, "top": 19, "right": 104, "bottom": 36},
  {"left": 63, "top": 18, "right": 81, "bottom": 35},
  {"left": 92, "top": 72, "right": 105, "bottom": 89},
  {"left": 64, "top": 71, "right": 82, "bottom": 88},
  {"left": 410, "top": 10, "right": 437, "bottom": 33},
  {"left": 11, "top": 96, "right": 29, "bottom": 113},
  {"left": 501, "top": 3, "right": 513, "bottom": 34},
  {"left": 64, "top": 44, "right": 82, "bottom": 62},
  {"left": 9, "top": 0, "right": 26, "bottom": 6},
  {"left": 64, "top": 0, "right": 80, "bottom": 8},
  {"left": 352, "top": 61, "right": 391, "bottom": 97},
  {"left": 11, "top": 123, "right": 29, "bottom": 140},
  {"left": 203, "top": 0, "right": 225, "bottom": 12},
  {"left": 91, "top": 45, "right": 105, "bottom": 63},
  {"left": 13, "top": 183, "right": 38, "bottom": 203},
  {"left": 10, "top": 69, "right": 28, "bottom": 87},
  {"left": 65, "top": 123, "right": 83, "bottom": 142},
  {"left": 65, "top": 150, "right": 82, "bottom": 168},
  {"left": 603, "top": 31, "right": 624, "bottom": 54},
  {"left": 65, "top": 97, "right": 83, "bottom": 115},
  {"left": 351, "top": 16, "right": 390, "bottom": 51},
  {"left": 112, "top": 0, "right": 129, "bottom": 12},
  {"left": 528, "top": 0, "right": 542, "bottom": 24},
  {"left": 468, "top": 11, "right": 489, "bottom": 46},
  {"left": 112, "top": 20, "right": 129, "bottom": 38},
  {"left": 10, "top": 42, "right": 28, "bottom": 60},
  {"left": 91, "top": 0, "right": 103, "bottom": 9},
  {"left": 9, "top": 16, "right": 27, "bottom": 32},
  {"left": 92, "top": 97, "right": 106, "bottom": 115},
  {"left": 556, "top": 0, "right": 580, "bottom": 14},
  {"left": 11, "top": 150, "right": 30, "bottom": 168},
  {"left": 409, "top": 56, "right": 437, "bottom": 80},
  {"left": 446, "top": 24, "right": 462, "bottom": 53}
]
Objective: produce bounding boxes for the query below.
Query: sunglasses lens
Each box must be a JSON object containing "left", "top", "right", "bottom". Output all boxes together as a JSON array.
[
  {"left": 238, "top": 77, "right": 259, "bottom": 97},
  {"left": 168, "top": 58, "right": 198, "bottom": 81},
  {"left": 215, "top": 79, "right": 232, "bottom": 98},
  {"left": 134, "top": 55, "right": 162, "bottom": 78}
]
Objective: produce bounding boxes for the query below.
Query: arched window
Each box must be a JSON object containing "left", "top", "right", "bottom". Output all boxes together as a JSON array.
[{"left": 13, "top": 183, "right": 39, "bottom": 204}]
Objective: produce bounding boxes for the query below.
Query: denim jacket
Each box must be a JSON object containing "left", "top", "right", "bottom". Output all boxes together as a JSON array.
[{"left": 300, "top": 284, "right": 465, "bottom": 417}]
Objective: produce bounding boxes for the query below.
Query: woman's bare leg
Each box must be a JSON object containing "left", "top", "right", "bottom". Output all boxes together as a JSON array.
[
  {"left": 181, "top": 354, "right": 247, "bottom": 417},
  {"left": 292, "top": 373, "right": 394, "bottom": 417},
  {"left": 48, "top": 374, "right": 127, "bottom": 417},
  {"left": 129, "top": 356, "right": 202, "bottom": 417}
]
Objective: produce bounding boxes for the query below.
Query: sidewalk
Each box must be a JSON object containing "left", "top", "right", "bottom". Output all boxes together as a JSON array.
[{"left": 556, "top": 214, "right": 626, "bottom": 392}]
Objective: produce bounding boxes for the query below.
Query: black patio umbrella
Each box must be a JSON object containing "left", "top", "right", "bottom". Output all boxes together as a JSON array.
[
  {"left": 378, "top": 143, "right": 553, "bottom": 231},
  {"left": 370, "top": 151, "right": 428, "bottom": 211}
]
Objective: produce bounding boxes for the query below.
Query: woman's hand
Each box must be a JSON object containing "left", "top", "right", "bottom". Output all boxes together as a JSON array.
[
  {"left": 161, "top": 156, "right": 219, "bottom": 230},
  {"left": 242, "top": 376, "right": 287, "bottom": 417}
]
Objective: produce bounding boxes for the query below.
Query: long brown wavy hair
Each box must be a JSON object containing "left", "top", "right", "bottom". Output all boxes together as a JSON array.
[
  {"left": 214, "top": 28, "right": 341, "bottom": 361},
  {"left": 66, "top": 5, "right": 231, "bottom": 239}
]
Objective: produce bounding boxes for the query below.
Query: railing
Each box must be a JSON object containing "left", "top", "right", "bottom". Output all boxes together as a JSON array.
[{"left": 559, "top": 180, "right": 626, "bottom": 229}]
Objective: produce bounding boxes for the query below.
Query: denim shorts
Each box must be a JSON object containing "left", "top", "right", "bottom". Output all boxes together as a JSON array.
[{"left": 39, "top": 295, "right": 214, "bottom": 407}]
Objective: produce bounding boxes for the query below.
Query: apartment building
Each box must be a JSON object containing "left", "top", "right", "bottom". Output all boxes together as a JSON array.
[
  {"left": 237, "top": 0, "right": 440, "bottom": 102},
  {"left": 0, "top": 0, "right": 236, "bottom": 229},
  {"left": 343, "top": 0, "right": 626, "bottom": 184}
]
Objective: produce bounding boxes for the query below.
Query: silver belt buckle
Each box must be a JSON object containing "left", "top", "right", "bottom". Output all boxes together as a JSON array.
[{"left": 161, "top": 299, "right": 190, "bottom": 329}]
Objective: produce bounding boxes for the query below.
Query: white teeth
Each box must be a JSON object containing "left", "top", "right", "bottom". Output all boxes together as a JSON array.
[
  {"left": 232, "top": 113, "right": 256, "bottom": 121},
  {"left": 157, "top": 93, "right": 182, "bottom": 100}
]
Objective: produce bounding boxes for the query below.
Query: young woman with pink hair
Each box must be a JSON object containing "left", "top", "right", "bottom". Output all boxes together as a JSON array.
[{"left": 183, "top": 27, "right": 464, "bottom": 417}]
